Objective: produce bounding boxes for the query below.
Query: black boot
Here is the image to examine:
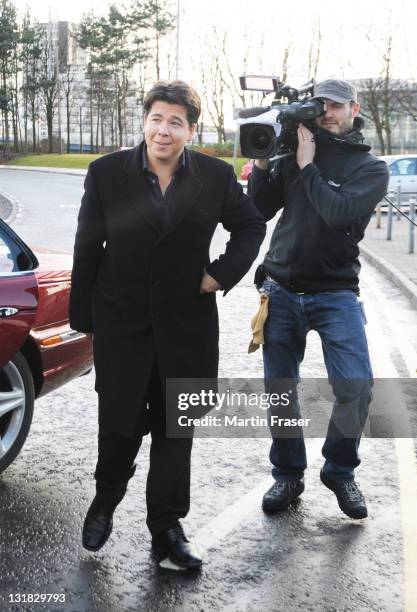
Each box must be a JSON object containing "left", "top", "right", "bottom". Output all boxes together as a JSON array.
[
  {"left": 262, "top": 478, "right": 305, "bottom": 512},
  {"left": 320, "top": 469, "right": 367, "bottom": 519}
]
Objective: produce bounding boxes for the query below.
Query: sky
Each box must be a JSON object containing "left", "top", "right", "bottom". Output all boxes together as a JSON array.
[
  {"left": 13, "top": 0, "right": 416, "bottom": 78},
  {"left": 12, "top": 0, "right": 417, "bottom": 126}
]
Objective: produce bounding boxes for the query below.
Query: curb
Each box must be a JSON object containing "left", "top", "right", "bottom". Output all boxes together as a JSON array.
[
  {"left": 0, "top": 165, "right": 87, "bottom": 176},
  {"left": 360, "top": 243, "right": 417, "bottom": 309}
]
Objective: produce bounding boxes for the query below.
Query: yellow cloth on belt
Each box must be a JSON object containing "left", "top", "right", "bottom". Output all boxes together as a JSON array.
[{"left": 248, "top": 293, "right": 269, "bottom": 354}]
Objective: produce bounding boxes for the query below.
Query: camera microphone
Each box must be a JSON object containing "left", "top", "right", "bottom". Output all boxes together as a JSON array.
[{"left": 238, "top": 107, "right": 271, "bottom": 119}]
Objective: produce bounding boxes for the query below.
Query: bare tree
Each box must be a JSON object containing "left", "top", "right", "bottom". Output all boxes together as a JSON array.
[
  {"left": 0, "top": 0, "right": 19, "bottom": 158},
  {"left": 307, "top": 17, "right": 322, "bottom": 81},
  {"left": 223, "top": 26, "right": 251, "bottom": 111},
  {"left": 9, "top": 38, "right": 20, "bottom": 151},
  {"left": 354, "top": 7, "right": 417, "bottom": 155},
  {"left": 60, "top": 64, "right": 77, "bottom": 153},
  {"left": 381, "top": 32, "right": 393, "bottom": 153},
  {"left": 38, "top": 28, "right": 59, "bottom": 153},
  {"left": 359, "top": 78, "right": 387, "bottom": 153},
  {"left": 359, "top": 18, "right": 398, "bottom": 155},
  {"left": 58, "top": 28, "right": 78, "bottom": 153},
  {"left": 200, "top": 27, "right": 227, "bottom": 143},
  {"left": 395, "top": 81, "right": 417, "bottom": 122},
  {"left": 72, "top": 82, "right": 87, "bottom": 152},
  {"left": 223, "top": 27, "right": 278, "bottom": 114},
  {"left": 20, "top": 15, "right": 43, "bottom": 153},
  {"left": 281, "top": 42, "right": 291, "bottom": 84}
]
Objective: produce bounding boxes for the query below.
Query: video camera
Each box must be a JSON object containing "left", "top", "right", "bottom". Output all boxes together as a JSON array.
[{"left": 238, "top": 76, "right": 326, "bottom": 159}]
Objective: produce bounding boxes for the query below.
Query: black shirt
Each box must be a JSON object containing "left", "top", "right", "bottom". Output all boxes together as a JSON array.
[{"left": 142, "top": 145, "right": 186, "bottom": 227}]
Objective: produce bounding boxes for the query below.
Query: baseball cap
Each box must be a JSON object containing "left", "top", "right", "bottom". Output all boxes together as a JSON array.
[{"left": 311, "top": 79, "right": 357, "bottom": 103}]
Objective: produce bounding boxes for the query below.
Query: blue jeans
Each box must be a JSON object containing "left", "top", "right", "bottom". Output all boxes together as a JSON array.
[{"left": 262, "top": 279, "right": 373, "bottom": 482}]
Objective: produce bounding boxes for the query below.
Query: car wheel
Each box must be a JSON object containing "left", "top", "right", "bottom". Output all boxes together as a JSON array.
[{"left": 0, "top": 351, "right": 35, "bottom": 474}]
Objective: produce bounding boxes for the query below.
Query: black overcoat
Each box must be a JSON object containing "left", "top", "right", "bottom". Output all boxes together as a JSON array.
[{"left": 69, "top": 143, "right": 266, "bottom": 435}]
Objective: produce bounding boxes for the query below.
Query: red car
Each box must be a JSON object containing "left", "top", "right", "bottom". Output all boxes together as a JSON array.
[
  {"left": 0, "top": 219, "right": 93, "bottom": 473},
  {"left": 240, "top": 159, "right": 254, "bottom": 181}
]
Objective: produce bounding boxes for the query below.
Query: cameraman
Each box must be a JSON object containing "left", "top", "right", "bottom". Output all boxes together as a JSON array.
[{"left": 249, "top": 79, "right": 389, "bottom": 519}]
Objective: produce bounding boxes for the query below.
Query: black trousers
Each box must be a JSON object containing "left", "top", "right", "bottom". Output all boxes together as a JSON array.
[{"left": 94, "top": 361, "right": 193, "bottom": 536}]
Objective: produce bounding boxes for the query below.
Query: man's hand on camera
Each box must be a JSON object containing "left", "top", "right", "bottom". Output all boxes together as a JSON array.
[
  {"left": 200, "top": 271, "right": 221, "bottom": 294},
  {"left": 296, "top": 125, "right": 316, "bottom": 170},
  {"left": 254, "top": 159, "right": 269, "bottom": 171}
]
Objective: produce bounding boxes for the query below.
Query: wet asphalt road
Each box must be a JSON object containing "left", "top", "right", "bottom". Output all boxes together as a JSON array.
[{"left": 0, "top": 169, "right": 416, "bottom": 612}]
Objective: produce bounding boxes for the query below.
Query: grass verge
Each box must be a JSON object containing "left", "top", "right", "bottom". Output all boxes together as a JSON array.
[{"left": 6, "top": 152, "right": 249, "bottom": 177}]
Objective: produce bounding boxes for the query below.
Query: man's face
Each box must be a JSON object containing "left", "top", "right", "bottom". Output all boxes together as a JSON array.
[
  {"left": 315, "top": 99, "right": 360, "bottom": 135},
  {"left": 144, "top": 101, "right": 195, "bottom": 164}
]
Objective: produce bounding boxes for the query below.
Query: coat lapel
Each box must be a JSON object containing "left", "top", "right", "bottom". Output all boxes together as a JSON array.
[
  {"left": 160, "top": 148, "right": 203, "bottom": 239},
  {"left": 120, "top": 142, "right": 161, "bottom": 234}
]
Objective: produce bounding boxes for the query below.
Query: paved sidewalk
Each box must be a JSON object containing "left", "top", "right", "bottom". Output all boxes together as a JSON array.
[{"left": 361, "top": 211, "right": 417, "bottom": 308}]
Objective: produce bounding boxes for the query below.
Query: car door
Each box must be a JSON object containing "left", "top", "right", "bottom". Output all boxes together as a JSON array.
[
  {"left": 388, "top": 157, "right": 417, "bottom": 203},
  {"left": 0, "top": 220, "right": 39, "bottom": 370},
  {"left": 403, "top": 157, "right": 417, "bottom": 197}
]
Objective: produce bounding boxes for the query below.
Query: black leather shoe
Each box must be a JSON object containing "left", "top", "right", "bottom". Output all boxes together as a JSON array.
[
  {"left": 262, "top": 478, "right": 305, "bottom": 512},
  {"left": 152, "top": 522, "right": 202, "bottom": 570},
  {"left": 320, "top": 469, "right": 368, "bottom": 519},
  {"left": 82, "top": 498, "right": 116, "bottom": 551}
]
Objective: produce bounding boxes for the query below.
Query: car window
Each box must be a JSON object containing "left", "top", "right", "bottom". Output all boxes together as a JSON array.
[
  {"left": 0, "top": 235, "right": 16, "bottom": 273},
  {"left": 389, "top": 158, "right": 417, "bottom": 176},
  {"left": 0, "top": 228, "right": 33, "bottom": 274}
]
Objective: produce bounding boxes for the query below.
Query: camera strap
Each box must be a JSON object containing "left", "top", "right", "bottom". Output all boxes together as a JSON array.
[
  {"left": 269, "top": 152, "right": 294, "bottom": 162},
  {"left": 383, "top": 195, "right": 417, "bottom": 227}
]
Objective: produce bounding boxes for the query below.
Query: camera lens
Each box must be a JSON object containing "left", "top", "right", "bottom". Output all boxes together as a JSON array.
[
  {"left": 246, "top": 125, "right": 275, "bottom": 157},
  {"left": 251, "top": 128, "right": 269, "bottom": 150},
  {"left": 239, "top": 122, "right": 277, "bottom": 158}
]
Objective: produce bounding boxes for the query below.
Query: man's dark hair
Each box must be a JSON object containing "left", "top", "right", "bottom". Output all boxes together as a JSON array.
[{"left": 143, "top": 80, "right": 201, "bottom": 125}]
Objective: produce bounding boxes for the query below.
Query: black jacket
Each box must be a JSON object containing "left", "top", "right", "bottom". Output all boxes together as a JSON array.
[
  {"left": 69, "top": 143, "right": 266, "bottom": 435},
  {"left": 249, "top": 119, "right": 389, "bottom": 293}
]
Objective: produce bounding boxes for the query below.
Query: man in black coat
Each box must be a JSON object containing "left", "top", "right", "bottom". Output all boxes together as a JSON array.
[{"left": 69, "top": 80, "right": 266, "bottom": 570}]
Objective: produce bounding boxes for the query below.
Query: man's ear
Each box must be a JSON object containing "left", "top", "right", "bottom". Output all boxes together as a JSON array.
[{"left": 352, "top": 102, "right": 360, "bottom": 117}]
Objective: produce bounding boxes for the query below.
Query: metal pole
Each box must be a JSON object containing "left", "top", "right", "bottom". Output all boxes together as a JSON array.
[
  {"left": 376, "top": 202, "right": 381, "bottom": 228},
  {"left": 408, "top": 197, "right": 415, "bottom": 254},
  {"left": 396, "top": 183, "right": 402, "bottom": 221},
  {"left": 387, "top": 194, "right": 393, "bottom": 240},
  {"left": 232, "top": 128, "right": 239, "bottom": 175},
  {"left": 57, "top": 80, "right": 62, "bottom": 154},
  {"left": 79, "top": 106, "right": 83, "bottom": 153}
]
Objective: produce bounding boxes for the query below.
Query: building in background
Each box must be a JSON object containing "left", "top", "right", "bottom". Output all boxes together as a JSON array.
[{"left": 33, "top": 20, "right": 144, "bottom": 152}]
